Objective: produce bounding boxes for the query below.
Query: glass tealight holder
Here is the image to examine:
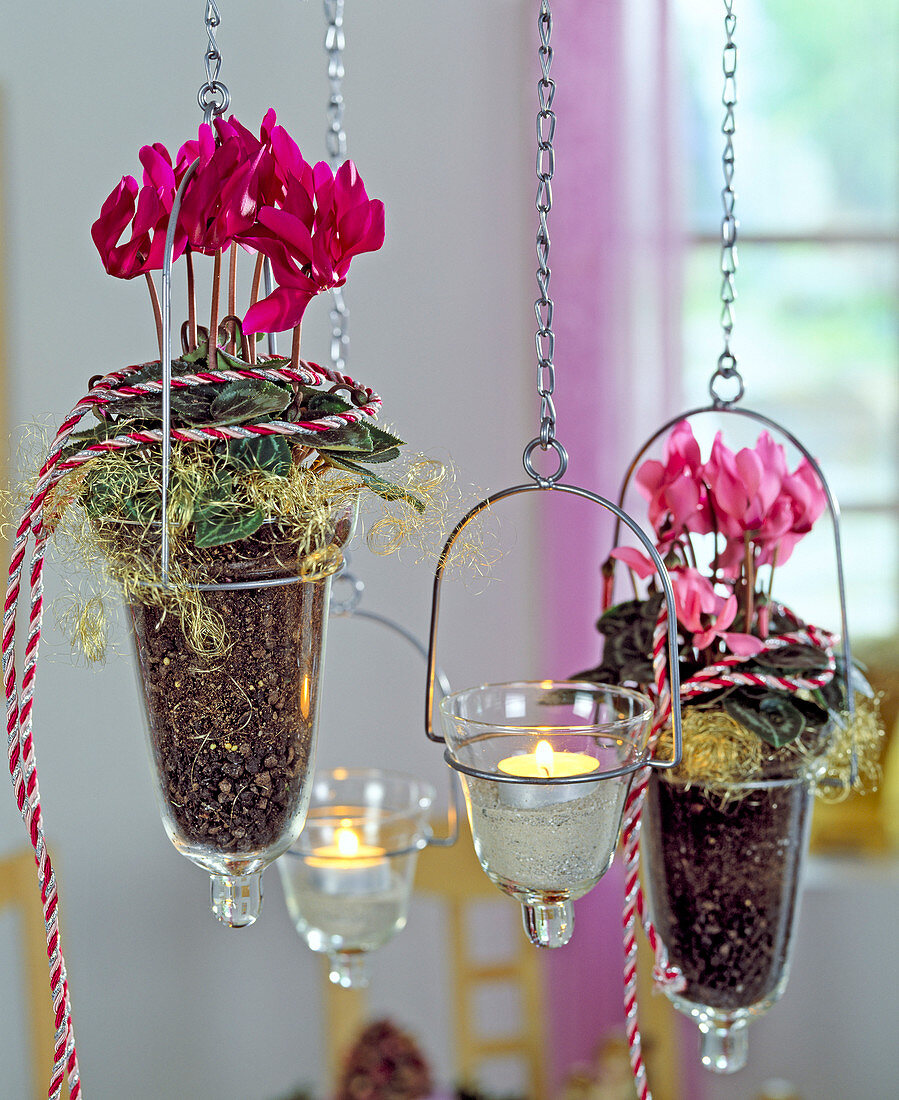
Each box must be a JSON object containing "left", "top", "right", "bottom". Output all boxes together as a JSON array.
[
  {"left": 441, "top": 681, "right": 653, "bottom": 948},
  {"left": 277, "top": 768, "right": 435, "bottom": 988}
]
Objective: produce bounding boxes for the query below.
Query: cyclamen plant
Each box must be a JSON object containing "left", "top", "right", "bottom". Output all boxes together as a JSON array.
[
  {"left": 586, "top": 421, "right": 852, "bottom": 749},
  {"left": 77, "top": 109, "right": 415, "bottom": 549}
]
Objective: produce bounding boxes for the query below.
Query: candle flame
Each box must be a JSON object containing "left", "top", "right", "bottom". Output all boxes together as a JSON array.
[
  {"left": 335, "top": 824, "right": 360, "bottom": 857},
  {"left": 535, "top": 739, "right": 554, "bottom": 778}
]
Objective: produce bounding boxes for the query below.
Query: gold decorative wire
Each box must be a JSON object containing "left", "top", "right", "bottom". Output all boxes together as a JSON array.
[{"left": 654, "top": 694, "right": 884, "bottom": 801}]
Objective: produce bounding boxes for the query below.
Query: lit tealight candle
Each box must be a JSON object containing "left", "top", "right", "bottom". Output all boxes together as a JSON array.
[
  {"left": 496, "top": 740, "right": 600, "bottom": 808},
  {"left": 306, "top": 821, "right": 390, "bottom": 895}
]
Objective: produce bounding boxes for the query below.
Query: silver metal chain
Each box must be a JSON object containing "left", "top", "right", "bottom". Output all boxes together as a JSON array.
[
  {"left": 709, "top": 0, "right": 744, "bottom": 407},
  {"left": 524, "top": 0, "right": 567, "bottom": 486},
  {"left": 198, "top": 1, "right": 231, "bottom": 123},
  {"left": 324, "top": 0, "right": 350, "bottom": 373}
]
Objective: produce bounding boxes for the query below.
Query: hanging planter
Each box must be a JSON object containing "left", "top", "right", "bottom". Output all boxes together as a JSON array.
[
  {"left": 3, "top": 109, "right": 432, "bottom": 1100},
  {"left": 583, "top": 418, "right": 884, "bottom": 1075},
  {"left": 50, "top": 108, "right": 430, "bottom": 928}
]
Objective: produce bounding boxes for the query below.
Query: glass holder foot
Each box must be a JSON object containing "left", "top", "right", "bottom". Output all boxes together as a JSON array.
[
  {"left": 522, "top": 899, "right": 574, "bottom": 947},
  {"left": 328, "top": 950, "right": 371, "bottom": 989},
  {"left": 210, "top": 872, "right": 263, "bottom": 928},
  {"left": 699, "top": 1017, "right": 749, "bottom": 1074}
]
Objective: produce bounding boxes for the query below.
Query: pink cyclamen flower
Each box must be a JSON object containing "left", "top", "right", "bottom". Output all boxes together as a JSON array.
[
  {"left": 635, "top": 420, "right": 712, "bottom": 550},
  {"left": 240, "top": 158, "right": 385, "bottom": 334},
  {"left": 765, "top": 457, "right": 827, "bottom": 567},
  {"left": 91, "top": 143, "right": 187, "bottom": 278},
  {"left": 669, "top": 567, "right": 763, "bottom": 655},
  {"left": 703, "top": 432, "right": 791, "bottom": 573},
  {"left": 608, "top": 551, "right": 763, "bottom": 656},
  {"left": 703, "top": 432, "right": 825, "bottom": 572},
  {"left": 691, "top": 592, "right": 765, "bottom": 655}
]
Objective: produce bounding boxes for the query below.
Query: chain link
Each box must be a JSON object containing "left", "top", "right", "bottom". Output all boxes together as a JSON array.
[
  {"left": 197, "top": 1, "right": 231, "bottom": 123},
  {"left": 324, "top": 0, "right": 350, "bottom": 373},
  {"left": 709, "top": 0, "right": 743, "bottom": 407},
  {"left": 524, "top": 0, "right": 567, "bottom": 486}
]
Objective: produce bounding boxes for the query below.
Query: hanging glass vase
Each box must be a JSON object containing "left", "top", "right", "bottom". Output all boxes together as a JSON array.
[
  {"left": 122, "top": 509, "right": 355, "bottom": 927},
  {"left": 278, "top": 767, "right": 435, "bottom": 987},
  {"left": 642, "top": 762, "right": 816, "bottom": 1072}
]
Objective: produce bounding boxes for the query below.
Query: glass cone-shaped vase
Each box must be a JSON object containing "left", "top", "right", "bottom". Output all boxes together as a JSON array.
[
  {"left": 128, "top": 522, "right": 347, "bottom": 928},
  {"left": 278, "top": 768, "right": 434, "bottom": 988},
  {"left": 441, "top": 681, "right": 653, "bottom": 947},
  {"left": 643, "top": 769, "right": 814, "bottom": 1073}
]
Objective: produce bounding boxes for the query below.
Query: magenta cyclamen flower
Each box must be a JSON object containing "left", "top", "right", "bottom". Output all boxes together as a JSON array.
[
  {"left": 636, "top": 419, "right": 711, "bottom": 549},
  {"left": 240, "top": 159, "right": 385, "bottom": 334},
  {"left": 91, "top": 143, "right": 188, "bottom": 278},
  {"left": 178, "top": 118, "right": 271, "bottom": 255},
  {"left": 93, "top": 111, "right": 385, "bottom": 341}
]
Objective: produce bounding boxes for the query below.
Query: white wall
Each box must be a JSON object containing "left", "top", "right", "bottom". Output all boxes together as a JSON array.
[{"left": 0, "top": 2, "right": 536, "bottom": 1096}]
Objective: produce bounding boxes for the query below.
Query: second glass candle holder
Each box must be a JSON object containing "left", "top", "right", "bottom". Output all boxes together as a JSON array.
[{"left": 278, "top": 768, "right": 434, "bottom": 988}]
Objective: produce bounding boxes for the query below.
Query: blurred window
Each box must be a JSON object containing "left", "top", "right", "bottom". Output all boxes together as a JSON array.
[{"left": 674, "top": 0, "right": 899, "bottom": 640}]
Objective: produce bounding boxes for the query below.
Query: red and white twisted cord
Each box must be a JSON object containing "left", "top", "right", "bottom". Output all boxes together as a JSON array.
[
  {"left": 3, "top": 357, "right": 382, "bottom": 1099},
  {"left": 621, "top": 617, "right": 836, "bottom": 1100},
  {"left": 620, "top": 608, "right": 682, "bottom": 1100}
]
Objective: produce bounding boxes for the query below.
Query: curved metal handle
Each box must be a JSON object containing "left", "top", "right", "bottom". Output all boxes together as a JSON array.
[
  {"left": 330, "top": 567, "right": 460, "bottom": 846},
  {"left": 607, "top": 404, "right": 855, "bottom": 760},
  {"left": 425, "top": 482, "right": 683, "bottom": 771}
]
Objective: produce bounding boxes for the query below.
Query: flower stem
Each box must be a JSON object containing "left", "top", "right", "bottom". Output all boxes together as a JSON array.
[
  {"left": 208, "top": 250, "right": 222, "bottom": 373},
  {"left": 228, "top": 244, "right": 238, "bottom": 353},
  {"left": 743, "top": 534, "right": 755, "bottom": 632},
  {"left": 144, "top": 273, "right": 163, "bottom": 364},
  {"left": 248, "top": 253, "right": 266, "bottom": 366},
  {"left": 767, "top": 543, "right": 780, "bottom": 604},
  {"left": 186, "top": 250, "right": 198, "bottom": 351},
  {"left": 290, "top": 323, "right": 302, "bottom": 373}
]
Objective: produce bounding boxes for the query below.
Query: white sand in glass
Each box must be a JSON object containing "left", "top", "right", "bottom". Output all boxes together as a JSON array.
[{"left": 465, "top": 775, "right": 628, "bottom": 896}]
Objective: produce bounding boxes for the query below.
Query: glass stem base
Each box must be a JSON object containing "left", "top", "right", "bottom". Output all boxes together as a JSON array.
[
  {"left": 522, "top": 899, "right": 574, "bottom": 947},
  {"left": 210, "top": 872, "right": 263, "bottom": 928},
  {"left": 699, "top": 1017, "right": 749, "bottom": 1074},
  {"left": 328, "top": 950, "right": 371, "bottom": 989}
]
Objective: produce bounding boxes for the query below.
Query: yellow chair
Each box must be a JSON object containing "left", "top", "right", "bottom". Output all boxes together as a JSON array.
[
  {"left": 414, "top": 818, "right": 547, "bottom": 1096},
  {"left": 320, "top": 817, "right": 547, "bottom": 1096},
  {"left": 0, "top": 847, "right": 66, "bottom": 1100}
]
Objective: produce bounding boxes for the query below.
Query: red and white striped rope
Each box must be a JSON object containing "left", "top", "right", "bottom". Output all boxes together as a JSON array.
[
  {"left": 620, "top": 607, "right": 679, "bottom": 1100},
  {"left": 621, "top": 617, "right": 836, "bottom": 1100},
  {"left": 3, "top": 357, "right": 382, "bottom": 1099}
]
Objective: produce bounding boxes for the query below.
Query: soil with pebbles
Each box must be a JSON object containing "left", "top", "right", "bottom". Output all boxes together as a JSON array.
[
  {"left": 643, "top": 772, "right": 812, "bottom": 1010},
  {"left": 128, "top": 528, "right": 333, "bottom": 856}
]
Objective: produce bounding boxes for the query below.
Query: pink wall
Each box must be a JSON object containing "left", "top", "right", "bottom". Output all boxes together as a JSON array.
[{"left": 537, "top": 2, "right": 697, "bottom": 1096}]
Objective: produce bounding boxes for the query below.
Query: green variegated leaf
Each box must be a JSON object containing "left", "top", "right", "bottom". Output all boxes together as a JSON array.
[
  {"left": 305, "top": 391, "right": 354, "bottom": 416},
  {"left": 338, "top": 446, "right": 401, "bottom": 465},
  {"left": 311, "top": 423, "right": 373, "bottom": 453},
  {"left": 226, "top": 436, "right": 292, "bottom": 477},
  {"left": 323, "top": 455, "right": 425, "bottom": 513},
  {"left": 722, "top": 687, "right": 829, "bottom": 748},
  {"left": 209, "top": 379, "right": 292, "bottom": 425},
  {"left": 214, "top": 345, "right": 253, "bottom": 372},
  {"left": 750, "top": 644, "right": 831, "bottom": 674},
  {"left": 194, "top": 507, "right": 265, "bottom": 548},
  {"left": 81, "top": 467, "right": 129, "bottom": 517},
  {"left": 123, "top": 491, "right": 162, "bottom": 522},
  {"left": 367, "top": 424, "right": 407, "bottom": 454}
]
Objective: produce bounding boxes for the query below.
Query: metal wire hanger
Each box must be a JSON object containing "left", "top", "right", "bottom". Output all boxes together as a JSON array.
[{"left": 424, "top": 0, "right": 684, "bottom": 778}]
